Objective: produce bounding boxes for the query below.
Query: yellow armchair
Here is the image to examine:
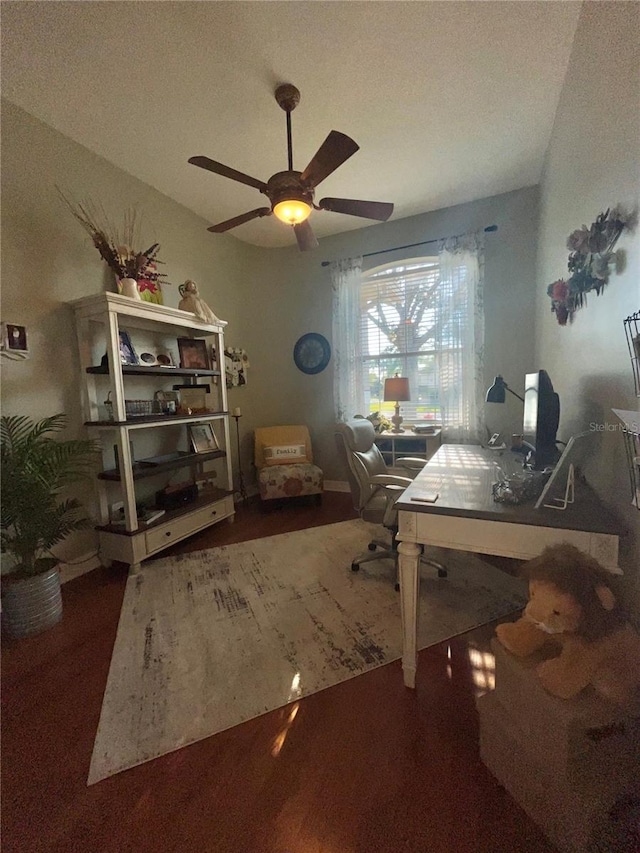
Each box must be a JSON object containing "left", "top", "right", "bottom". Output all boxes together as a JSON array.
[{"left": 254, "top": 425, "right": 323, "bottom": 503}]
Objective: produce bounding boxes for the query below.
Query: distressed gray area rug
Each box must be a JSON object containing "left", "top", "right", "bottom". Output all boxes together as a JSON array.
[{"left": 89, "top": 519, "right": 526, "bottom": 784}]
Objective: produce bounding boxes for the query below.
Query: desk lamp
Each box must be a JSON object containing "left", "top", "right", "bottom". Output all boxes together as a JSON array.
[
  {"left": 485, "top": 375, "right": 524, "bottom": 403},
  {"left": 486, "top": 375, "right": 535, "bottom": 462},
  {"left": 384, "top": 375, "right": 411, "bottom": 433}
]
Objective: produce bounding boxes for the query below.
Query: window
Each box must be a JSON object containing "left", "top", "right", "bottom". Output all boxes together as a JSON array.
[
  {"left": 332, "top": 236, "right": 484, "bottom": 442},
  {"left": 361, "top": 256, "right": 448, "bottom": 425}
]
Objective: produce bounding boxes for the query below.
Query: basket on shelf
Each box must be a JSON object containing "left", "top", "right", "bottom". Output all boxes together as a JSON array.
[{"left": 104, "top": 393, "right": 161, "bottom": 420}]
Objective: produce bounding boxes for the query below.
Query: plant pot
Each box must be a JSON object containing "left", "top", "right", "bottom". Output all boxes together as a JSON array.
[{"left": 1, "top": 564, "right": 62, "bottom": 639}]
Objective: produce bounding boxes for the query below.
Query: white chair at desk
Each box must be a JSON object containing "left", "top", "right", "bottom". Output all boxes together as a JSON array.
[{"left": 335, "top": 418, "right": 446, "bottom": 589}]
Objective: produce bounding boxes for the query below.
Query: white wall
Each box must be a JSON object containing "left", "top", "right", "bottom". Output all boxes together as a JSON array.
[{"left": 534, "top": 2, "right": 640, "bottom": 591}]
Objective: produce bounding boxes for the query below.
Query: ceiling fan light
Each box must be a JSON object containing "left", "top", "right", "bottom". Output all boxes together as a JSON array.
[{"left": 273, "top": 199, "right": 312, "bottom": 225}]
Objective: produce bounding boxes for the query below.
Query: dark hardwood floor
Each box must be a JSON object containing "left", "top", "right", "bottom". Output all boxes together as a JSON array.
[{"left": 1, "top": 493, "right": 555, "bottom": 853}]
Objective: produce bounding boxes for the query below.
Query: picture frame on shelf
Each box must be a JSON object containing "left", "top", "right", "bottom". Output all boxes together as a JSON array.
[
  {"left": 177, "top": 337, "right": 210, "bottom": 370},
  {"left": 153, "top": 390, "right": 179, "bottom": 414},
  {"left": 175, "top": 384, "right": 210, "bottom": 415},
  {"left": 188, "top": 422, "right": 220, "bottom": 454},
  {"left": 119, "top": 330, "right": 139, "bottom": 365}
]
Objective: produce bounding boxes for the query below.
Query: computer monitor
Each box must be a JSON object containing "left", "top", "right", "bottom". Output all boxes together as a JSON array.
[{"left": 522, "top": 370, "right": 561, "bottom": 470}]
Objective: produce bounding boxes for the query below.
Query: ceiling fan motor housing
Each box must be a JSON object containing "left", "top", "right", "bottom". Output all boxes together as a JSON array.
[
  {"left": 274, "top": 83, "right": 301, "bottom": 113},
  {"left": 266, "top": 171, "right": 314, "bottom": 209}
]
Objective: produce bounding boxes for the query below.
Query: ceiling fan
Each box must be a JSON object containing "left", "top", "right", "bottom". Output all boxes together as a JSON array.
[{"left": 188, "top": 83, "right": 394, "bottom": 252}]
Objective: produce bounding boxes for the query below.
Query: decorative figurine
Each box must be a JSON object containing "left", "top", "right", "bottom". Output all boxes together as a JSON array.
[{"left": 178, "top": 280, "right": 220, "bottom": 325}]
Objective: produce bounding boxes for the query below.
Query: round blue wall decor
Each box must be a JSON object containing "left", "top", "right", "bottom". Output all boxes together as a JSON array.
[{"left": 293, "top": 333, "right": 331, "bottom": 374}]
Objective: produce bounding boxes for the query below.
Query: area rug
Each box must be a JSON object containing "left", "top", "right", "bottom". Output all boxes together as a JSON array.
[{"left": 88, "top": 519, "right": 526, "bottom": 784}]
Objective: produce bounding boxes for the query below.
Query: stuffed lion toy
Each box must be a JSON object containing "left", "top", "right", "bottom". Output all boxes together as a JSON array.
[{"left": 496, "top": 543, "right": 640, "bottom": 705}]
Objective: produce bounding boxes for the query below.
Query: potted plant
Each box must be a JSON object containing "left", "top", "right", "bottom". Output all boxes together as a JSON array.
[{"left": 1, "top": 414, "right": 98, "bottom": 639}]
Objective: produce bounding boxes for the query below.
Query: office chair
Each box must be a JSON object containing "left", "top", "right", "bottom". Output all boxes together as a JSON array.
[{"left": 335, "top": 418, "right": 446, "bottom": 588}]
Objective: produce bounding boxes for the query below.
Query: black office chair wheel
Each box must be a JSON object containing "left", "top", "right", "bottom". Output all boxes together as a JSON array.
[
  {"left": 351, "top": 562, "right": 360, "bottom": 572},
  {"left": 367, "top": 543, "right": 377, "bottom": 551},
  {"left": 438, "top": 568, "right": 448, "bottom": 578}
]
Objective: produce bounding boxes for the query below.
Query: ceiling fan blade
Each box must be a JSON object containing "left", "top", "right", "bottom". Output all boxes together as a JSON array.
[
  {"left": 207, "top": 207, "right": 272, "bottom": 233},
  {"left": 293, "top": 220, "right": 319, "bottom": 252},
  {"left": 300, "top": 131, "right": 359, "bottom": 188},
  {"left": 188, "top": 156, "right": 267, "bottom": 192},
  {"left": 318, "top": 197, "right": 394, "bottom": 221}
]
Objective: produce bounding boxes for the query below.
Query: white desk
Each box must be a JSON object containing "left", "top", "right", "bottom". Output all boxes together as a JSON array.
[{"left": 395, "top": 444, "right": 623, "bottom": 689}]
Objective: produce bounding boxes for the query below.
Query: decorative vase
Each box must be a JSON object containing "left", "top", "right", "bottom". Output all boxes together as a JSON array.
[
  {"left": 1, "top": 564, "right": 62, "bottom": 639},
  {"left": 118, "top": 277, "right": 142, "bottom": 300},
  {"left": 137, "top": 278, "right": 163, "bottom": 305}
]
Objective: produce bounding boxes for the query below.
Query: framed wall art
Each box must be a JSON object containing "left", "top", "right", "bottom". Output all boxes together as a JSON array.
[{"left": 3, "top": 323, "right": 29, "bottom": 353}]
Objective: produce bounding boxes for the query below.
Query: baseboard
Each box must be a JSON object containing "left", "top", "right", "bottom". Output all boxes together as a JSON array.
[
  {"left": 59, "top": 552, "right": 102, "bottom": 584},
  {"left": 323, "top": 480, "right": 350, "bottom": 493}
]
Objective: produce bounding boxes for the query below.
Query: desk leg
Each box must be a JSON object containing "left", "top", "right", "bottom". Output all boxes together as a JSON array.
[{"left": 398, "top": 540, "right": 421, "bottom": 688}]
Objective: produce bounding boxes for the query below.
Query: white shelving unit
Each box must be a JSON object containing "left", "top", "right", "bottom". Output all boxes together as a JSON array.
[
  {"left": 71, "top": 293, "right": 235, "bottom": 572},
  {"left": 374, "top": 429, "right": 442, "bottom": 466}
]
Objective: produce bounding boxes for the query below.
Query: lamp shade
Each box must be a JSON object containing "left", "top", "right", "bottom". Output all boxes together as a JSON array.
[
  {"left": 384, "top": 376, "right": 410, "bottom": 402},
  {"left": 273, "top": 199, "right": 312, "bottom": 225},
  {"left": 485, "top": 375, "right": 506, "bottom": 403}
]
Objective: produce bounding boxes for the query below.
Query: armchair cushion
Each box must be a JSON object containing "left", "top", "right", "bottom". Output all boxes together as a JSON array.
[{"left": 258, "top": 462, "right": 323, "bottom": 500}]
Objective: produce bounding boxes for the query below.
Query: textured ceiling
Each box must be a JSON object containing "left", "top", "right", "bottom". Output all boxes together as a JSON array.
[{"left": 1, "top": 1, "right": 581, "bottom": 248}]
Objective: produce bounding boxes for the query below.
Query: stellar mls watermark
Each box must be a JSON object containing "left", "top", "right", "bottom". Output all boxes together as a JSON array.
[{"left": 589, "top": 420, "right": 639, "bottom": 432}]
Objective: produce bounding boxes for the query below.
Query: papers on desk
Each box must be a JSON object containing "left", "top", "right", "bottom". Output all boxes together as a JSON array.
[
  {"left": 411, "top": 493, "right": 439, "bottom": 504},
  {"left": 407, "top": 472, "right": 443, "bottom": 505}
]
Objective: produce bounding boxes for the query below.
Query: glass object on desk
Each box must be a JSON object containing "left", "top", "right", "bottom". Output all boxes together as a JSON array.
[{"left": 492, "top": 465, "right": 551, "bottom": 505}]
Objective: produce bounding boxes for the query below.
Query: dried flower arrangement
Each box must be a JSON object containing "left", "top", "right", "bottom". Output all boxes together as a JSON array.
[
  {"left": 547, "top": 207, "right": 632, "bottom": 325},
  {"left": 59, "top": 191, "right": 169, "bottom": 303}
]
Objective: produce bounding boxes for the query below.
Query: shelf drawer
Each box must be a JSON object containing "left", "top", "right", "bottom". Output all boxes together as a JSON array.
[{"left": 145, "top": 496, "right": 233, "bottom": 553}]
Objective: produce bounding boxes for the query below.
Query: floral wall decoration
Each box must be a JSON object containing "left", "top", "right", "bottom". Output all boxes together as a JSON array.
[
  {"left": 224, "top": 347, "right": 250, "bottom": 388},
  {"left": 547, "top": 207, "right": 634, "bottom": 325}
]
